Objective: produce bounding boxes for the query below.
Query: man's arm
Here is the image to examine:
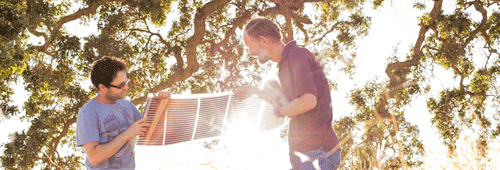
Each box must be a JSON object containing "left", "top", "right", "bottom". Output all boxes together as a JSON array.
[
  {"left": 234, "top": 85, "right": 271, "bottom": 101},
  {"left": 278, "top": 47, "right": 321, "bottom": 117},
  {"left": 82, "top": 117, "right": 150, "bottom": 166},
  {"left": 277, "top": 93, "right": 317, "bottom": 117}
]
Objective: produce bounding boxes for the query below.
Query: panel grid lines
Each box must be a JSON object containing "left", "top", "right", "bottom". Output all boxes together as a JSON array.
[{"left": 137, "top": 93, "right": 286, "bottom": 145}]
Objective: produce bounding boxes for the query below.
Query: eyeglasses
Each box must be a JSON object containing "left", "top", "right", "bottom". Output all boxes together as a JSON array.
[{"left": 107, "top": 80, "right": 128, "bottom": 89}]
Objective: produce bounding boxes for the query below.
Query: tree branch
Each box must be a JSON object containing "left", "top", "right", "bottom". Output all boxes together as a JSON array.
[
  {"left": 488, "top": 0, "right": 500, "bottom": 5},
  {"left": 49, "top": 117, "right": 77, "bottom": 158},
  {"left": 385, "top": 0, "right": 442, "bottom": 88},
  {"left": 311, "top": 21, "right": 344, "bottom": 44},
  {"left": 173, "top": 46, "right": 183, "bottom": 73},
  {"left": 33, "top": 0, "right": 124, "bottom": 53},
  {"left": 381, "top": 0, "right": 443, "bottom": 115},
  {"left": 284, "top": 10, "right": 294, "bottom": 43},
  {"left": 129, "top": 28, "right": 171, "bottom": 47},
  {"left": 291, "top": 12, "right": 312, "bottom": 24},
  {"left": 258, "top": 6, "right": 281, "bottom": 16},
  {"left": 131, "top": 0, "right": 232, "bottom": 105},
  {"left": 43, "top": 153, "right": 63, "bottom": 169},
  {"left": 210, "top": 10, "right": 252, "bottom": 56},
  {"left": 295, "top": 21, "right": 309, "bottom": 42},
  {"left": 28, "top": 26, "right": 49, "bottom": 44},
  {"left": 462, "top": 0, "right": 488, "bottom": 48}
]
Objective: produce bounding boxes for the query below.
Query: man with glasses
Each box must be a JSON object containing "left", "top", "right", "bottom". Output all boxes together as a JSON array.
[{"left": 76, "top": 56, "right": 170, "bottom": 169}]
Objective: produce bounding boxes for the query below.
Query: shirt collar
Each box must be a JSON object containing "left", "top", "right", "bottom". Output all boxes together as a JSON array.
[{"left": 279, "top": 40, "right": 297, "bottom": 66}]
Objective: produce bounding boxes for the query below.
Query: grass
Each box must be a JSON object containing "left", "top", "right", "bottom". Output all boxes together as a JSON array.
[{"left": 414, "top": 136, "right": 500, "bottom": 170}]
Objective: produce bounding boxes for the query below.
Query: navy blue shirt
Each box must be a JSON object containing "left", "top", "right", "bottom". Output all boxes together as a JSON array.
[{"left": 278, "top": 41, "right": 340, "bottom": 163}]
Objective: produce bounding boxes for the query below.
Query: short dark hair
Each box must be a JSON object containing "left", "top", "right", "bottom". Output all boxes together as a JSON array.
[
  {"left": 244, "top": 17, "right": 282, "bottom": 42},
  {"left": 90, "top": 56, "right": 127, "bottom": 90}
]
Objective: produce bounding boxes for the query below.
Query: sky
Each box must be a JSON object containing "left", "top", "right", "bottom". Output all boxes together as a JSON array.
[{"left": 0, "top": 0, "right": 496, "bottom": 169}]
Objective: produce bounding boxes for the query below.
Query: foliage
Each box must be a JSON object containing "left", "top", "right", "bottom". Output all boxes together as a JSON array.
[
  {"left": 335, "top": 79, "right": 425, "bottom": 169},
  {"left": 416, "top": 0, "right": 500, "bottom": 156},
  {"left": 334, "top": 0, "right": 500, "bottom": 169},
  {"left": 0, "top": 0, "right": 28, "bottom": 121}
]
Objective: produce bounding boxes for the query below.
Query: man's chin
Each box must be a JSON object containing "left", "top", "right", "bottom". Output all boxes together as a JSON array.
[
  {"left": 114, "top": 93, "right": 127, "bottom": 101},
  {"left": 120, "top": 93, "right": 127, "bottom": 99},
  {"left": 258, "top": 57, "right": 270, "bottom": 64}
]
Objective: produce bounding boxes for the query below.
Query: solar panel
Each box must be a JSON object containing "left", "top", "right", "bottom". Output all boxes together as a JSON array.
[{"left": 137, "top": 92, "right": 287, "bottom": 145}]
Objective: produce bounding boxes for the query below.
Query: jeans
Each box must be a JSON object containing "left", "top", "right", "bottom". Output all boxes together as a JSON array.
[{"left": 291, "top": 147, "right": 341, "bottom": 170}]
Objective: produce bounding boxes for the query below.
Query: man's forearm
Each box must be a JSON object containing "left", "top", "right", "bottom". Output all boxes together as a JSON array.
[
  {"left": 278, "top": 93, "right": 317, "bottom": 117},
  {"left": 85, "top": 132, "right": 132, "bottom": 166}
]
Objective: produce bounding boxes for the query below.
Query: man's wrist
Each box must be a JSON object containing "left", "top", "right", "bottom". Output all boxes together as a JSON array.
[{"left": 274, "top": 106, "right": 283, "bottom": 118}]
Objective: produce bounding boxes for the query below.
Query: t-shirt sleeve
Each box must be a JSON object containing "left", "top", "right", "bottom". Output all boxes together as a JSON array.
[
  {"left": 289, "top": 48, "right": 317, "bottom": 98},
  {"left": 76, "top": 105, "right": 100, "bottom": 147},
  {"left": 128, "top": 101, "right": 143, "bottom": 122}
]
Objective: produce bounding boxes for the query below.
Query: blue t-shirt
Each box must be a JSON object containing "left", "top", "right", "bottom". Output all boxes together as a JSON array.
[{"left": 76, "top": 98, "right": 143, "bottom": 170}]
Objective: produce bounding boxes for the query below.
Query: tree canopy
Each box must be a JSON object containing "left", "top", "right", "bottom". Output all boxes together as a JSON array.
[
  {"left": 0, "top": 0, "right": 499, "bottom": 169},
  {"left": 339, "top": 0, "right": 500, "bottom": 168}
]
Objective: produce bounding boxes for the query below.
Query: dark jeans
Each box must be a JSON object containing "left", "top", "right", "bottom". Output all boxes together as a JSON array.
[{"left": 291, "top": 147, "right": 341, "bottom": 170}]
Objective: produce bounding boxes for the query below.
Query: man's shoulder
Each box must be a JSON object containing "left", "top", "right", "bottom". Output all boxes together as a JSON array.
[
  {"left": 79, "top": 99, "right": 97, "bottom": 112},
  {"left": 117, "top": 99, "right": 135, "bottom": 107},
  {"left": 286, "top": 48, "right": 314, "bottom": 66},
  {"left": 293, "top": 46, "right": 313, "bottom": 56},
  {"left": 117, "top": 99, "right": 140, "bottom": 114},
  {"left": 77, "top": 99, "right": 100, "bottom": 118},
  {"left": 286, "top": 42, "right": 311, "bottom": 57}
]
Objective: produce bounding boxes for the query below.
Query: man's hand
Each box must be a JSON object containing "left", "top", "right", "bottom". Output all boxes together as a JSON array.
[
  {"left": 233, "top": 86, "right": 259, "bottom": 100},
  {"left": 271, "top": 95, "right": 283, "bottom": 107},
  {"left": 82, "top": 117, "right": 151, "bottom": 166},
  {"left": 272, "top": 96, "right": 284, "bottom": 118},
  {"left": 124, "top": 117, "right": 150, "bottom": 138},
  {"left": 153, "top": 91, "right": 171, "bottom": 99}
]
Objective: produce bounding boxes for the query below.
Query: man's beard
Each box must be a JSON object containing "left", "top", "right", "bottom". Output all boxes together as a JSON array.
[
  {"left": 105, "top": 90, "right": 126, "bottom": 102},
  {"left": 257, "top": 46, "right": 271, "bottom": 64},
  {"left": 258, "top": 55, "right": 270, "bottom": 64}
]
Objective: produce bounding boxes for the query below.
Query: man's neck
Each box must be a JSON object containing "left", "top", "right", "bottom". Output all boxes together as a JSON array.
[
  {"left": 94, "top": 93, "right": 117, "bottom": 104},
  {"left": 271, "top": 42, "right": 287, "bottom": 63}
]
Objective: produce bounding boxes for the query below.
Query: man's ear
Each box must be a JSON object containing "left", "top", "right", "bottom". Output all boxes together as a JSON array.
[
  {"left": 98, "top": 84, "right": 107, "bottom": 92},
  {"left": 259, "top": 35, "right": 269, "bottom": 45}
]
